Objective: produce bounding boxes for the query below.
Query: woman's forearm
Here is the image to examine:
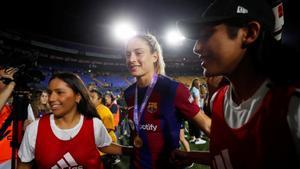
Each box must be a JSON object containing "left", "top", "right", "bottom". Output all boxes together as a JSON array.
[{"left": 99, "top": 143, "right": 133, "bottom": 155}]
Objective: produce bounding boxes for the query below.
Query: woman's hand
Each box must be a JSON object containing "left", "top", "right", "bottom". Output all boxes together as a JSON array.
[
  {"left": 169, "top": 149, "right": 192, "bottom": 168},
  {"left": 2, "top": 67, "right": 19, "bottom": 79}
]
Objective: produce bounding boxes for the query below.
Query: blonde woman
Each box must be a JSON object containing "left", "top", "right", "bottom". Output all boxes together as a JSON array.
[{"left": 124, "top": 33, "right": 210, "bottom": 168}]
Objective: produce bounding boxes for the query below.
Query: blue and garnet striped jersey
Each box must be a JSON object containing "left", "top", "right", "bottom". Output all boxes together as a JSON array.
[{"left": 125, "top": 75, "right": 200, "bottom": 169}]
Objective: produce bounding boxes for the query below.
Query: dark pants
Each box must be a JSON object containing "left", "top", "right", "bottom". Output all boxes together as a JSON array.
[
  {"left": 188, "top": 120, "right": 201, "bottom": 138},
  {"left": 102, "top": 154, "right": 118, "bottom": 169}
]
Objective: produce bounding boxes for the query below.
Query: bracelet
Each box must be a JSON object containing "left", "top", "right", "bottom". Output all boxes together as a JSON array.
[{"left": 0, "top": 77, "right": 14, "bottom": 85}]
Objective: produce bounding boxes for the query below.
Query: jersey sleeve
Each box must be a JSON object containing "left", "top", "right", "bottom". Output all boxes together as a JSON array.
[
  {"left": 175, "top": 83, "right": 200, "bottom": 119},
  {"left": 18, "top": 120, "right": 39, "bottom": 162},
  {"left": 93, "top": 118, "right": 112, "bottom": 148}
]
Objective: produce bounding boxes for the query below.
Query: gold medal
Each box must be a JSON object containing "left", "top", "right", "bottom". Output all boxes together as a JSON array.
[{"left": 133, "top": 135, "right": 143, "bottom": 148}]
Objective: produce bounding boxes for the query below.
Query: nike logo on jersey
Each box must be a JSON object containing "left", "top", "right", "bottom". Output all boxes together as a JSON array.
[{"left": 51, "top": 152, "right": 83, "bottom": 169}]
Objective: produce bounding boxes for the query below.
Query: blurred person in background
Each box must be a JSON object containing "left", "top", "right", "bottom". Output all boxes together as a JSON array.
[
  {"left": 90, "top": 88, "right": 120, "bottom": 168},
  {"left": 189, "top": 78, "right": 206, "bottom": 144},
  {"left": 0, "top": 66, "right": 18, "bottom": 169}
]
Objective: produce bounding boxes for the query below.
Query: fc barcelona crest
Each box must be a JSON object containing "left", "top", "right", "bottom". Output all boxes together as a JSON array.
[{"left": 147, "top": 102, "right": 158, "bottom": 113}]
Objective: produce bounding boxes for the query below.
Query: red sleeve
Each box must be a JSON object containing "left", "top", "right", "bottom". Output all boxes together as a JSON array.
[{"left": 175, "top": 83, "right": 200, "bottom": 119}]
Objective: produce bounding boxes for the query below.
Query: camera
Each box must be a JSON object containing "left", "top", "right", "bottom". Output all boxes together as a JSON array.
[{"left": 3, "top": 54, "right": 45, "bottom": 91}]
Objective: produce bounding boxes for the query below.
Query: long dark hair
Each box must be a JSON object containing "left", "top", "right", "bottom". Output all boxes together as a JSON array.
[{"left": 49, "top": 72, "right": 100, "bottom": 119}]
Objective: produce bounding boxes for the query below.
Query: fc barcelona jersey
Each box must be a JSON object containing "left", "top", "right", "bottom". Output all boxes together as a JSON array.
[{"left": 125, "top": 75, "right": 200, "bottom": 169}]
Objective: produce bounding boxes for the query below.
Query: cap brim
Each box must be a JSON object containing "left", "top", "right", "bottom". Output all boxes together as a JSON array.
[{"left": 177, "top": 16, "right": 233, "bottom": 40}]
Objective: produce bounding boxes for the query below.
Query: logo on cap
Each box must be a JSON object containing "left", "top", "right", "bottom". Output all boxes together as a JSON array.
[{"left": 237, "top": 6, "right": 248, "bottom": 14}]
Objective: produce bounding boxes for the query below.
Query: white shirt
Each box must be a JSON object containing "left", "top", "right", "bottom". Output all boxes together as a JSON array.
[
  {"left": 27, "top": 104, "right": 35, "bottom": 121},
  {"left": 191, "top": 87, "right": 202, "bottom": 108},
  {"left": 18, "top": 114, "right": 112, "bottom": 162},
  {"left": 224, "top": 80, "right": 269, "bottom": 128}
]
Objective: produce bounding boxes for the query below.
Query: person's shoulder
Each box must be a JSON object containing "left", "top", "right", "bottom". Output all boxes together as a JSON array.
[
  {"left": 24, "top": 118, "right": 40, "bottom": 136},
  {"left": 98, "top": 104, "right": 112, "bottom": 113},
  {"left": 124, "top": 83, "right": 136, "bottom": 95},
  {"left": 158, "top": 74, "right": 177, "bottom": 83},
  {"left": 125, "top": 82, "right": 136, "bottom": 91},
  {"left": 157, "top": 74, "right": 180, "bottom": 88},
  {"left": 92, "top": 117, "right": 104, "bottom": 125},
  {"left": 191, "top": 86, "right": 197, "bottom": 91},
  {"left": 28, "top": 119, "right": 40, "bottom": 129},
  {"left": 97, "top": 104, "right": 106, "bottom": 110}
]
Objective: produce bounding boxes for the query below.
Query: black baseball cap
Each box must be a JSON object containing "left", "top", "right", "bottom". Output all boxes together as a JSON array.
[{"left": 177, "top": 0, "right": 275, "bottom": 40}]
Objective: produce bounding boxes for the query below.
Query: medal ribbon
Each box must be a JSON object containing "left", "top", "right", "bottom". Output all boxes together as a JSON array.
[{"left": 133, "top": 74, "right": 158, "bottom": 134}]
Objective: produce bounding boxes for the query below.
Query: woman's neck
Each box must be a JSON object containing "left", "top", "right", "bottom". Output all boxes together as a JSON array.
[
  {"left": 226, "top": 54, "right": 267, "bottom": 105},
  {"left": 54, "top": 111, "right": 81, "bottom": 129},
  {"left": 227, "top": 69, "right": 266, "bottom": 105},
  {"left": 136, "top": 71, "right": 155, "bottom": 88},
  {"left": 230, "top": 76, "right": 266, "bottom": 105}
]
